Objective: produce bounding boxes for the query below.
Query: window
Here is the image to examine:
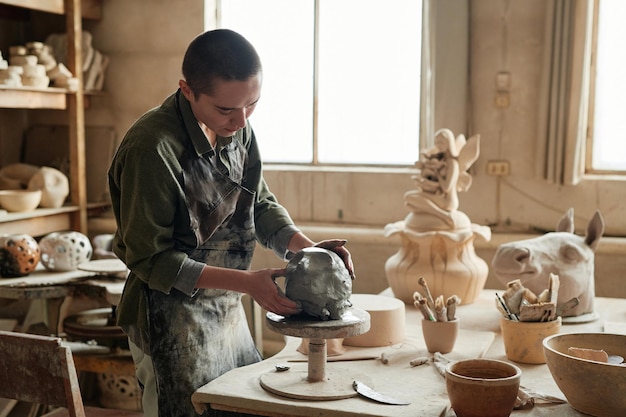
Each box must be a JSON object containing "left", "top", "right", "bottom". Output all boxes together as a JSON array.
[
  {"left": 587, "top": 0, "right": 626, "bottom": 173},
  {"left": 216, "top": 0, "right": 423, "bottom": 165}
]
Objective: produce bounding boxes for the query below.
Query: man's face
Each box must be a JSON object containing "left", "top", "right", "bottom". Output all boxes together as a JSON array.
[{"left": 180, "top": 74, "right": 261, "bottom": 138}]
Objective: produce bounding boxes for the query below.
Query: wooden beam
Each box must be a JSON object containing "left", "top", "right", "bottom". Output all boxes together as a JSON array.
[
  {"left": 65, "top": 0, "right": 88, "bottom": 234},
  {"left": 0, "top": 0, "right": 101, "bottom": 19}
]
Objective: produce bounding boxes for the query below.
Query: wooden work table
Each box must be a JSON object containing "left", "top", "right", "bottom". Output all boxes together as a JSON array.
[
  {"left": 192, "top": 289, "right": 626, "bottom": 417},
  {"left": 0, "top": 267, "right": 125, "bottom": 334}
]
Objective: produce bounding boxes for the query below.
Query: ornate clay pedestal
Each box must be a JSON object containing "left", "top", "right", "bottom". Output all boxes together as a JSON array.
[
  {"left": 383, "top": 128, "right": 491, "bottom": 306},
  {"left": 261, "top": 308, "right": 370, "bottom": 400}
]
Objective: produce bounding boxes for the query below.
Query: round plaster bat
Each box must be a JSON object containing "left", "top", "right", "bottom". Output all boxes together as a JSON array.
[{"left": 284, "top": 247, "right": 352, "bottom": 320}]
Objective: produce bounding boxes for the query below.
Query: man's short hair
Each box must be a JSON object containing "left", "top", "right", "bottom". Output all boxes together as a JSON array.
[{"left": 182, "top": 29, "right": 262, "bottom": 97}]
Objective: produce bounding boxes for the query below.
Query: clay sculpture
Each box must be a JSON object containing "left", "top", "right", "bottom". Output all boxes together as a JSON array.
[
  {"left": 39, "top": 231, "right": 93, "bottom": 271},
  {"left": 491, "top": 208, "right": 604, "bottom": 318},
  {"left": 0, "top": 234, "right": 41, "bottom": 277},
  {"left": 284, "top": 247, "right": 352, "bottom": 320},
  {"left": 385, "top": 128, "right": 491, "bottom": 305}
]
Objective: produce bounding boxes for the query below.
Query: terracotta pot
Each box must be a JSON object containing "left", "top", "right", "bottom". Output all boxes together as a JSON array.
[
  {"left": 500, "top": 316, "right": 561, "bottom": 364},
  {"left": 421, "top": 318, "right": 459, "bottom": 353},
  {"left": 445, "top": 358, "right": 521, "bottom": 417}
]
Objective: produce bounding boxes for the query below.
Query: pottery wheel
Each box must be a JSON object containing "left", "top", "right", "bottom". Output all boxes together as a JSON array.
[{"left": 261, "top": 307, "right": 371, "bottom": 400}]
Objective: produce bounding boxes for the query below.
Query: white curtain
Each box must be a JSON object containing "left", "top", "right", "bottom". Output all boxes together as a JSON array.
[{"left": 535, "top": 0, "right": 594, "bottom": 185}]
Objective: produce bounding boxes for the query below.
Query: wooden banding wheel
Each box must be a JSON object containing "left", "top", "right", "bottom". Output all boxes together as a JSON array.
[{"left": 260, "top": 307, "right": 371, "bottom": 400}]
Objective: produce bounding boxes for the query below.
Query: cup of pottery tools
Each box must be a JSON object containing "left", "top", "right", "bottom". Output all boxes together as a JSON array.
[
  {"left": 422, "top": 318, "right": 459, "bottom": 354},
  {"left": 500, "top": 316, "right": 562, "bottom": 364},
  {"left": 496, "top": 274, "right": 563, "bottom": 364},
  {"left": 414, "top": 277, "right": 461, "bottom": 354}
]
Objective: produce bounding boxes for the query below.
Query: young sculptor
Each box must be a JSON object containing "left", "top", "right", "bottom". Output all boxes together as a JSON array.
[{"left": 108, "top": 29, "right": 354, "bottom": 417}]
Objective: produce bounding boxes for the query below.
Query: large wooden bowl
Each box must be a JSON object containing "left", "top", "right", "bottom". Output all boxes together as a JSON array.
[{"left": 543, "top": 333, "right": 626, "bottom": 417}]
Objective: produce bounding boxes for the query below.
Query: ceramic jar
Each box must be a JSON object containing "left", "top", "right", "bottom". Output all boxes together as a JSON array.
[
  {"left": 39, "top": 231, "right": 92, "bottom": 271},
  {"left": 0, "top": 233, "right": 41, "bottom": 277}
]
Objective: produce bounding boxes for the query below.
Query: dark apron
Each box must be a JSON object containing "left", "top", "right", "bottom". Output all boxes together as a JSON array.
[{"left": 147, "top": 140, "right": 262, "bottom": 417}]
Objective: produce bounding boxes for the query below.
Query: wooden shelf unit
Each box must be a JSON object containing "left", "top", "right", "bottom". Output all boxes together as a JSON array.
[
  {"left": 0, "top": 0, "right": 101, "bottom": 236},
  {"left": 0, "top": 0, "right": 101, "bottom": 19}
]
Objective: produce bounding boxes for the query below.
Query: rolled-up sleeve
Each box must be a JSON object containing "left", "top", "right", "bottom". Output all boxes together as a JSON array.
[{"left": 109, "top": 139, "right": 202, "bottom": 294}]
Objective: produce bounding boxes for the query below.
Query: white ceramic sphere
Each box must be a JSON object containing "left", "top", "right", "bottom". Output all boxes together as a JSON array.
[{"left": 39, "top": 231, "right": 93, "bottom": 271}]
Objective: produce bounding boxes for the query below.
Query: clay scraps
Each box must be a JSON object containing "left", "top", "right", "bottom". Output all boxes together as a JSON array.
[
  {"left": 413, "top": 276, "right": 460, "bottom": 322},
  {"left": 568, "top": 347, "right": 625, "bottom": 365},
  {"left": 496, "top": 274, "right": 578, "bottom": 322}
]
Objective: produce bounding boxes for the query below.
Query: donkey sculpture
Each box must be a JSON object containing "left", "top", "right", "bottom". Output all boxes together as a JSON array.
[{"left": 491, "top": 208, "right": 604, "bottom": 318}]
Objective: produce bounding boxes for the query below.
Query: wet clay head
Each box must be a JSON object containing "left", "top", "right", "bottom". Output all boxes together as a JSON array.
[{"left": 284, "top": 247, "right": 352, "bottom": 320}]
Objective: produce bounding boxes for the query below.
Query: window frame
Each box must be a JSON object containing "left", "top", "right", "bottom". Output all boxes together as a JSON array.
[
  {"left": 215, "top": 0, "right": 429, "bottom": 168},
  {"left": 584, "top": 0, "right": 626, "bottom": 176}
]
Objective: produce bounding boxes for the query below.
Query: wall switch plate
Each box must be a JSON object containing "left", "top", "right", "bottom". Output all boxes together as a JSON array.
[
  {"left": 487, "top": 160, "right": 511, "bottom": 176},
  {"left": 496, "top": 71, "right": 511, "bottom": 91}
]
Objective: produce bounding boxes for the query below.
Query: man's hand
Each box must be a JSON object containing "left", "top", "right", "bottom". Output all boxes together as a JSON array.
[
  {"left": 314, "top": 239, "right": 356, "bottom": 280},
  {"left": 247, "top": 268, "right": 301, "bottom": 316}
]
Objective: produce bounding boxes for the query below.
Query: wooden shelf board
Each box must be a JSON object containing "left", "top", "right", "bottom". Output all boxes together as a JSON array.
[
  {"left": 0, "top": 206, "right": 79, "bottom": 236},
  {"left": 0, "top": 0, "right": 101, "bottom": 20},
  {"left": 0, "top": 87, "right": 68, "bottom": 109}
]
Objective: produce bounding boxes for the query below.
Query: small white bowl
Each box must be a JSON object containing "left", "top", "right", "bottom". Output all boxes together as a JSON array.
[{"left": 0, "top": 189, "right": 42, "bottom": 212}]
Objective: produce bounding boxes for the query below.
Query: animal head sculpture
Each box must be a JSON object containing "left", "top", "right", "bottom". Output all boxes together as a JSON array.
[{"left": 491, "top": 208, "right": 604, "bottom": 318}]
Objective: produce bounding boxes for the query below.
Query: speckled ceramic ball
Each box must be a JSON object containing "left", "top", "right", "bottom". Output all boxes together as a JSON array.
[
  {"left": 0, "top": 233, "right": 41, "bottom": 277},
  {"left": 284, "top": 247, "right": 352, "bottom": 320},
  {"left": 39, "top": 231, "right": 92, "bottom": 271}
]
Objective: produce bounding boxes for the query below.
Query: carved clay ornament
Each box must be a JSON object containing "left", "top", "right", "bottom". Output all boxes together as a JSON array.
[
  {"left": 385, "top": 128, "right": 491, "bottom": 305},
  {"left": 27, "top": 166, "right": 69, "bottom": 208}
]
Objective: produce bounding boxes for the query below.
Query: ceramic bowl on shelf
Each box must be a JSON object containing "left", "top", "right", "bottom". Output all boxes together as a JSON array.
[
  {"left": 0, "top": 189, "right": 41, "bottom": 212},
  {"left": 543, "top": 332, "right": 626, "bottom": 417}
]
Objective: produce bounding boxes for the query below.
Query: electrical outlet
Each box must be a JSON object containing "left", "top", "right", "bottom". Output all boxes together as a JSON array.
[
  {"left": 487, "top": 160, "right": 510, "bottom": 176},
  {"left": 495, "top": 91, "right": 510, "bottom": 108}
]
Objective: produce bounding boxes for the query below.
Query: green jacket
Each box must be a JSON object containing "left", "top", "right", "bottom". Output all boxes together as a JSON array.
[{"left": 108, "top": 90, "right": 298, "bottom": 331}]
